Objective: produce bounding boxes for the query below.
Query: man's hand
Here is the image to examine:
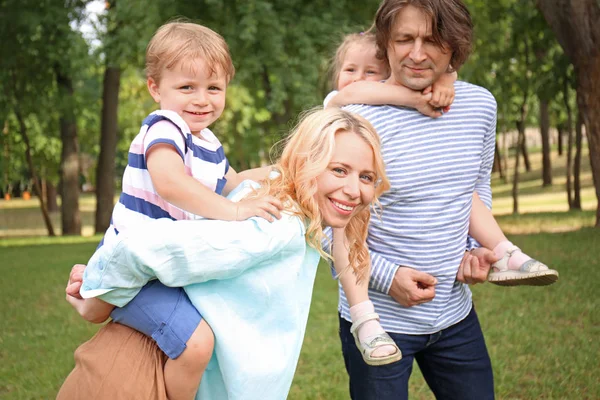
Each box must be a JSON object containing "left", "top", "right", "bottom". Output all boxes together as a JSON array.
[
  {"left": 389, "top": 267, "right": 438, "bottom": 307},
  {"left": 456, "top": 248, "right": 499, "bottom": 284},
  {"left": 66, "top": 264, "right": 86, "bottom": 299}
]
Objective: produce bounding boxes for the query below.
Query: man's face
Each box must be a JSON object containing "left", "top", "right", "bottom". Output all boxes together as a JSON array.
[{"left": 386, "top": 5, "right": 452, "bottom": 90}]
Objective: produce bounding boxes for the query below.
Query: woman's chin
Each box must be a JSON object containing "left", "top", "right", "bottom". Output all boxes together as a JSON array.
[{"left": 322, "top": 216, "right": 351, "bottom": 229}]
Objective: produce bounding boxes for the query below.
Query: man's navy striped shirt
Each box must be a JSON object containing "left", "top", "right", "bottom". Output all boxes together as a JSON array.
[{"left": 340, "top": 81, "right": 497, "bottom": 334}]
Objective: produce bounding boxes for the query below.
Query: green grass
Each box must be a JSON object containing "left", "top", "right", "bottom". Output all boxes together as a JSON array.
[
  {"left": 1, "top": 229, "right": 599, "bottom": 399},
  {"left": 0, "top": 147, "right": 598, "bottom": 398},
  {"left": 0, "top": 241, "right": 101, "bottom": 399}
]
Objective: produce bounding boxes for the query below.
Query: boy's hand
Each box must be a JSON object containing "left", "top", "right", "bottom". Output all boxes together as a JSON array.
[
  {"left": 236, "top": 195, "right": 283, "bottom": 222},
  {"left": 66, "top": 264, "right": 86, "bottom": 299}
]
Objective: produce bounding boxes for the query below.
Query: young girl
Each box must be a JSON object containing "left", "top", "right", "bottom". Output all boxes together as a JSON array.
[
  {"left": 75, "top": 22, "right": 279, "bottom": 400},
  {"left": 61, "top": 107, "right": 391, "bottom": 400},
  {"left": 324, "top": 31, "right": 558, "bottom": 367}
]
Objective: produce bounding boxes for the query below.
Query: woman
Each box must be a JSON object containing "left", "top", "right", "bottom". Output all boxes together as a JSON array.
[{"left": 58, "top": 107, "right": 390, "bottom": 400}]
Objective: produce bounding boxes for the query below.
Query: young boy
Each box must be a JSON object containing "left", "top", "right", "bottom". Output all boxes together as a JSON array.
[{"left": 70, "top": 21, "right": 278, "bottom": 400}]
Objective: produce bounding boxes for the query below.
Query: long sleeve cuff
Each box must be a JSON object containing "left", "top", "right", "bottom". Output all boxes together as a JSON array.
[{"left": 369, "top": 252, "right": 400, "bottom": 294}]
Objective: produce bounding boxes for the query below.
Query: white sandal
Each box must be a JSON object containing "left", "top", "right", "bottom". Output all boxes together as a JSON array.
[
  {"left": 488, "top": 245, "right": 558, "bottom": 286},
  {"left": 350, "top": 312, "right": 402, "bottom": 366}
]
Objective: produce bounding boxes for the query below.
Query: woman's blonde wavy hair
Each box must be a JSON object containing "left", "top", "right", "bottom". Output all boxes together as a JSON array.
[{"left": 256, "top": 107, "right": 390, "bottom": 283}]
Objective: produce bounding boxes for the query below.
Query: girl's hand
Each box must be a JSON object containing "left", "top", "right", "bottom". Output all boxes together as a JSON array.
[
  {"left": 425, "top": 69, "right": 457, "bottom": 112},
  {"left": 236, "top": 195, "right": 283, "bottom": 222},
  {"left": 415, "top": 91, "right": 443, "bottom": 118},
  {"left": 423, "top": 84, "right": 454, "bottom": 112}
]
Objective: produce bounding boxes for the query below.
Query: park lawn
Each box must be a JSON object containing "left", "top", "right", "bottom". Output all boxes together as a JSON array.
[{"left": 1, "top": 228, "right": 598, "bottom": 399}]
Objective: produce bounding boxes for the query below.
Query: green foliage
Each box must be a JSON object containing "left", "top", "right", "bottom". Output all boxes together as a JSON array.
[
  {"left": 0, "top": 0, "right": 586, "bottom": 204},
  {"left": 462, "top": 0, "right": 572, "bottom": 133},
  {"left": 131, "top": 0, "right": 382, "bottom": 169},
  {"left": 0, "top": 0, "right": 101, "bottom": 191}
]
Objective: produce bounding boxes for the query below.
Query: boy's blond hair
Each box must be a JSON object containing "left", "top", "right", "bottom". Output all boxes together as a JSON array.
[
  {"left": 146, "top": 21, "right": 235, "bottom": 84},
  {"left": 330, "top": 32, "right": 390, "bottom": 90}
]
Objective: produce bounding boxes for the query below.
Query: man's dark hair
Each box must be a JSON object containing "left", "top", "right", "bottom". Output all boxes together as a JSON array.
[{"left": 373, "top": 0, "right": 473, "bottom": 71}]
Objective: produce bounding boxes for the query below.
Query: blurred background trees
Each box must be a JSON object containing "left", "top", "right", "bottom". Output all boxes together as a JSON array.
[{"left": 0, "top": 0, "right": 598, "bottom": 236}]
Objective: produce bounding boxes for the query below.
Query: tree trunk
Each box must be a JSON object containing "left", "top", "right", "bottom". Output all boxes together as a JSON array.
[
  {"left": 566, "top": 111, "right": 574, "bottom": 208},
  {"left": 537, "top": 0, "right": 600, "bottom": 225},
  {"left": 540, "top": 99, "right": 552, "bottom": 185},
  {"left": 513, "top": 35, "right": 531, "bottom": 214},
  {"left": 95, "top": 66, "right": 121, "bottom": 234},
  {"left": 46, "top": 180, "right": 59, "bottom": 212},
  {"left": 573, "top": 114, "right": 583, "bottom": 209},
  {"left": 13, "top": 106, "right": 55, "bottom": 236},
  {"left": 521, "top": 133, "right": 531, "bottom": 172},
  {"left": 56, "top": 68, "right": 81, "bottom": 235},
  {"left": 493, "top": 142, "right": 505, "bottom": 180},
  {"left": 557, "top": 126, "right": 563, "bottom": 156},
  {"left": 513, "top": 121, "right": 524, "bottom": 215},
  {"left": 501, "top": 131, "right": 509, "bottom": 183},
  {"left": 577, "top": 71, "right": 600, "bottom": 225}
]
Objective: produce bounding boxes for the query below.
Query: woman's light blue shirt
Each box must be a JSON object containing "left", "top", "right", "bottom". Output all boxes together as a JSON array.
[{"left": 80, "top": 182, "right": 321, "bottom": 399}]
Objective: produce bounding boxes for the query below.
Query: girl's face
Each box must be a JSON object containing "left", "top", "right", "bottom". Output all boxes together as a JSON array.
[
  {"left": 337, "top": 43, "right": 389, "bottom": 90},
  {"left": 315, "top": 130, "right": 377, "bottom": 228}
]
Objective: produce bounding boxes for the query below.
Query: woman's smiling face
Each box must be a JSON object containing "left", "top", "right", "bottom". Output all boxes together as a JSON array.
[{"left": 315, "top": 129, "right": 377, "bottom": 228}]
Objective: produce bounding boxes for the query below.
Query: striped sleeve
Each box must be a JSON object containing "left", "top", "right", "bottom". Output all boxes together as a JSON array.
[
  {"left": 323, "top": 90, "right": 339, "bottom": 107},
  {"left": 143, "top": 120, "right": 186, "bottom": 160},
  {"left": 369, "top": 251, "right": 401, "bottom": 293}
]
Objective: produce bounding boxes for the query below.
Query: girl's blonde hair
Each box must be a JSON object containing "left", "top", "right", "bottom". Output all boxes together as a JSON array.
[
  {"left": 146, "top": 21, "right": 235, "bottom": 84},
  {"left": 330, "top": 32, "right": 390, "bottom": 90},
  {"left": 258, "top": 108, "right": 390, "bottom": 282}
]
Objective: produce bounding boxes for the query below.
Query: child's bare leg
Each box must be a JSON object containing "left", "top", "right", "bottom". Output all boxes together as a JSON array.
[
  {"left": 333, "top": 229, "right": 400, "bottom": 363},
  {"left": 164, "top": 319, "right": 214, "bottom": 400}
]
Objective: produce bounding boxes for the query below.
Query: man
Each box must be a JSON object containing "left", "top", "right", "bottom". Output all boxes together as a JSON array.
[{"left": 338, "top": 0, "right": 498, "bottom": 398}]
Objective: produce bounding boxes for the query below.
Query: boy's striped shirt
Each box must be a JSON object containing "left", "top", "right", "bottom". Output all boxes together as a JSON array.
[{"left": 100, "top": 110, "right": 229, "bottom": 248}]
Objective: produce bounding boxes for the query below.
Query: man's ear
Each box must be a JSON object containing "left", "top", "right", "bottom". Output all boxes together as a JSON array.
[{"left": 147, "top": 77, "right": 160, "bottom": 103}]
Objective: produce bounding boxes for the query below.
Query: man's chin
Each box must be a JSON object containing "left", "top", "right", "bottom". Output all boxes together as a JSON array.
[{"left": 402, "top": 78, "right": 433, "bottom": 91}]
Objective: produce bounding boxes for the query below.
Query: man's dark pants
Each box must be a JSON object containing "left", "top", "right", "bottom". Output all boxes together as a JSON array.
[{"left": 339, "top": 307, "right": 494, "bottom": 400}]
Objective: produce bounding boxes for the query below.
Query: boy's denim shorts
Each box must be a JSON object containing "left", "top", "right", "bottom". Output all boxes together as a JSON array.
[{"left": 111, "top": 279, "right": 202, "bottom": 359}]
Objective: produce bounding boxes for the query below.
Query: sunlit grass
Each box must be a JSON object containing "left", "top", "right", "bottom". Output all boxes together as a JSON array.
[
  {"left": 1, "top": 230, "right": 597, "bottom": 399},
  {"left": 0, "top": 141, "right": 598, "bottom": 399}
]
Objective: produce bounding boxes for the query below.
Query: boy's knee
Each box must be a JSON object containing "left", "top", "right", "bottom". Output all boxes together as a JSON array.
[{"left": 181, "top": 323, "right": 214, "bottom": 366}]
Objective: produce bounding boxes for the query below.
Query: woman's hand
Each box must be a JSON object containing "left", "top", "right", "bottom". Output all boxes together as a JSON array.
[
  {"left": 65, "top": 263, "right": 113, "bottom": 324},
  {"left": 66, "top": 264, "right": 86, "bottom": 299}
]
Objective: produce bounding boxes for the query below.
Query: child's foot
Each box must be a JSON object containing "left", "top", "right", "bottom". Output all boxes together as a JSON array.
[
  {"left": 350, "top": 301, "right": 402, "bottom": 366},
  {"left": 488, "top": 241, "right": 558, "bottom": 286}
]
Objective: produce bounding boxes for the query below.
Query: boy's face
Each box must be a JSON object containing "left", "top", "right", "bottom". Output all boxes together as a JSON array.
[
  {"left": 386, "top": 5, "right": 452, "bottom": 90},
  {"left": 337, "top": 43, "right": 388, "bottom": 90},
  {"left": 148, "top": 57, "right": 227, "bottom": 136}
]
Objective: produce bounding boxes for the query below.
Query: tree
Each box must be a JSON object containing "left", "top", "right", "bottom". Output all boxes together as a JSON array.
[
  {"left": 156, "top": 0, "right": 380, "bottom": 169},
  {"left": 94, "top": 0, "right": 161, "bottom": 233},
  {"left": 537, "top": 0, "right": 600, "bottom": 226}
]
